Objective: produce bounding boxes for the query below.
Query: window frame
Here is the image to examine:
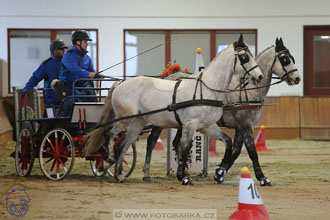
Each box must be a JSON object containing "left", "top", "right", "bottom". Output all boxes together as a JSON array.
[
  {"left": 304, "top": 25, "right": 330, "bottom": 96},
  {"left": 7, "top": 28, "right": 99, "bottom": 94},
  {"left": 123, "top": 29, "right": 257, "bottom": 78}
]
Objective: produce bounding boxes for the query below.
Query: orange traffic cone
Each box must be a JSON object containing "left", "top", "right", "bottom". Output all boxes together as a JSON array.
[
  {"left": 229, "top": 167, "right": 269, "bottom": 220},
  {"left": 208, "top": 138, "right": 219, "bottom": 156},
  {"left": 254, "top": 125, "right": 269, "bottom": 151},
  {"left": 154, "top": 138, "right": 165, "bottom": 151}
]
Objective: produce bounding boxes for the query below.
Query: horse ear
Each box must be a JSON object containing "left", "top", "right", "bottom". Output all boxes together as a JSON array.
[
  {"left": 280, "top": 37, "right": 284, "bottom": 45},
  {"left": 275, "top": 38, "right": 279, "bottom": 46},
  {"left": 238, "top": 34, "right": 244, "bottom": 44}
]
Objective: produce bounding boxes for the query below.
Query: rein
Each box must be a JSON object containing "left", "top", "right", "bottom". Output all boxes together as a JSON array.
[
  {"left": 89, "top": 99, "right": 224, "bottom": 131},
  {"left": 270, "top": 49, "right": 298, "bottom": 82},
  {"left": 91, "top": 46, "right": 295, "bottom": 131}
]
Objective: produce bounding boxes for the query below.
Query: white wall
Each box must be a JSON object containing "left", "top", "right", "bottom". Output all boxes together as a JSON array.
[{"left": 1, "top": 0, "right": 330, "bottom": 96}]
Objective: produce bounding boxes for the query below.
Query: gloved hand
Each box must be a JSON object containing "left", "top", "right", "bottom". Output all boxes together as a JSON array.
[
  {"left": 95, "top": 73, "right": 105, "bottom": 78},
  {"left": 51, "top": 79, "right": 59, "bottom": 89},
  {"left": 88, "top": 72, "right": 96, "bottom": 78}
]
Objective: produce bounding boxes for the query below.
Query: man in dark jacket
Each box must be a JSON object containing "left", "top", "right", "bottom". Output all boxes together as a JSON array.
[
  {"left": 22, "top": 39, "right": 67, "bottom": 105},
  {"left": 60, "top": 30, "right": 102, "bottom": 116}
]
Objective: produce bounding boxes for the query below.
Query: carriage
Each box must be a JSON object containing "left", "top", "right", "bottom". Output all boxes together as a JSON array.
[{"left": 14, "top": 78, "right": 137, "bottom": 180}]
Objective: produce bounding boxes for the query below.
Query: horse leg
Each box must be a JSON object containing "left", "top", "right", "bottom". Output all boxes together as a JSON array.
[
  {"left": 172, "top": 128, "right": 192, "bottom": 176},
  {"left": 172, "top": 128, "right": 182, "bottom": 154},
  {"left": 200, "top": 123, "right": 233, "bottom": 184},
  {"left": 232, "top": 129, "right": 244, "bottom": 161},
  {"left": 242, "top": 127, "right": 271, "bottom": 186},
  {"left": 102, "top": 124, "right": 124, "bottom": 171},
  {"left": 115, "top": 118, "right": 146, "bottom": 183},
  {"left": 143, "top": 127, "right": 162, "bottom": 182},
  {"left": 216, "top": 129, "right": 243, "bottom": 175},
  {"left": 176, "top": 122, "right": 196, "bottom": 185}
]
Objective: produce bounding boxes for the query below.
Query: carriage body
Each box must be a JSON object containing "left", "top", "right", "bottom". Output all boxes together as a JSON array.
[{"left": 14, "top": 78, "right": 136, "bottom": 180}]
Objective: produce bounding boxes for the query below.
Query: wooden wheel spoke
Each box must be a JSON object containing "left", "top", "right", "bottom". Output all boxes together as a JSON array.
[
  {"left": 45, "top": 157, "right": 54, "bottom": 165},
  {"left": 58, "top": 158, "right": 68, "bottom": 172},
  {"left": 58, "top": 154, "right": 68, "bottom": 159},
  {"left": 56, "top": 159, "right": 60, "bottom": 179},
  {"left": 58, "top": 134, "right": 66, "bottom": 150},
  {"left": 43, "top": 151, "right": 54, "bottom": 155},
  {"left": 46, "top": 137, "right": 56, "bottom": 152},
  {"left": 50, "top": 159, "right": 56, "bottom": 172}
]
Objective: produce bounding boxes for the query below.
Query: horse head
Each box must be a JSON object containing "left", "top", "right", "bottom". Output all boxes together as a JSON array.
[
  {"left": 233, "top": 34, "right": 263, "bottom": 84},
  {"left": 272, "top": 37, "right": 301, "bottom": 85}
]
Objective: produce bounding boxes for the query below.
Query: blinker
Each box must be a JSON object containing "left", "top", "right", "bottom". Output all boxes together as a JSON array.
[
  {"left": 279, "top": 55, "right": 291, "bottom": 66},
  {"left": 238, "top": 53, "right": 249, "bottom": 65}
]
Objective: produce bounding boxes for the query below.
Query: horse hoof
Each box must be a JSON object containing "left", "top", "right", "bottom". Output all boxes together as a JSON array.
[
  {"left": 214, "top": 165, "right": 226, "bottom": 184},
  {"left": 97, "top": 164, "right": 104, "bottom": 172},
  {"left": 117, "top": 176, "right": 127, "bottom": 183},
  {"left": 119, "top": 179, "right": 127, "bottom": 183},
  {"left": 143, "top": 177, "right": 152, "bottom": 182},
  {"left": 181, "top": 176, "right": 193, "bottom": 186},
  {"left": 260, "top": 177, "right": 272, "bottom": 186}
]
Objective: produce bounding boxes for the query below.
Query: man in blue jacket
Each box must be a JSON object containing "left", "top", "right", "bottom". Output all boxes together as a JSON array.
[
  {"left": 22, "top": 39, "right": 67, "bottom": 105},
  {"left": 60, "top": 30, "right": 102, "bottom": 116}
]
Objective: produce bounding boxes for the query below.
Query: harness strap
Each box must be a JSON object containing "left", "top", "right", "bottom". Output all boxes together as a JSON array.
[
  {"left": 90, "top": 99, "right": 224, "bottom": 132},
  {"left": 168, "top": 99, "right": 224, "bottom": 111},
  {"left": 172, "top": 80, "right": 183, "bottom": 127}
]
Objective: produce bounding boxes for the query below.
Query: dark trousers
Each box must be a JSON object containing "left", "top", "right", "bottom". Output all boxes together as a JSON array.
[{"left": 60, "top": 81, "right": 97, "bottom": 117}]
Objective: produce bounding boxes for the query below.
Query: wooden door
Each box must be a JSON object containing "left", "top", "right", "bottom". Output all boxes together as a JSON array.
[{"left": 304, "top": 26, "right": 330, "bottom": 95}]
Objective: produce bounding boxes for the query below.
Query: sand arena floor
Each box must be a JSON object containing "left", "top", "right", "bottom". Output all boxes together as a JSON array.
[{"left": 0, "top": 138, "right": 330, "bottom": 220}]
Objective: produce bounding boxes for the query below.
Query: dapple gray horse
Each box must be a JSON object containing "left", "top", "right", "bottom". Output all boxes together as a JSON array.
[
  {"left": 142, "top": 38, "right": 301, "bottom": 186},
  {"left": 84, "top": 35, "right": 264, "bottom": 184}
]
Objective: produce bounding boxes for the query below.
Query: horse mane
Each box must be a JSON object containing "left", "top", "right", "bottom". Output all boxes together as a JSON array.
[
  {"left": 203, "top": 44, "right": 233, "bottom": 71},
  {"left": 256, "top": 45, "right": 274, "bottom": 58}
]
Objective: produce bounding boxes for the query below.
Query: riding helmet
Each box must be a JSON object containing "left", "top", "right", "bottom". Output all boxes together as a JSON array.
[
  {"left": 71, "top": 30, "right": 92, "bottom": 45},
  {"left": 49, "top": 39, "right": 68, "bottom": 52}
]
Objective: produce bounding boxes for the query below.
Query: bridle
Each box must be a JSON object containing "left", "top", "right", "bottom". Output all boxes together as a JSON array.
[
  {"left": 233, "top": 47, "right": 260, "bottom": 102},
  {"left": 270, "top": 48, "right": 298, "bottom": 81},
  {"left": 234, "top": 47, "right": 260, "bottom": 81}
]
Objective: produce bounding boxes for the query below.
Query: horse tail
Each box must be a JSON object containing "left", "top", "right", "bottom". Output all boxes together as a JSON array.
[{"left": 84, "top": 82, "right": 119, "bottom": 154}]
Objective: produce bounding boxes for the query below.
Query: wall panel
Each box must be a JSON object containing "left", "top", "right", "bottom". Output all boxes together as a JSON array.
[{"left": 300, "top": 97, "right": 330, "bottom": 140}]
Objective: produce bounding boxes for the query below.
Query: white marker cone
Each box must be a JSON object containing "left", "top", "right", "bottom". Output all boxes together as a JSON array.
[{"left": 229, "top": 167, "right": 269, "bottom": 220}]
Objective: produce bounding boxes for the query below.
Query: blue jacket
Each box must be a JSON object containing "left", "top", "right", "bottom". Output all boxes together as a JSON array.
[
  {"left": 22, "top": 55, "right": 61, "bottom": 104},
  {"left": 60, "top": 46, "right": 95, "bottom": 83}
]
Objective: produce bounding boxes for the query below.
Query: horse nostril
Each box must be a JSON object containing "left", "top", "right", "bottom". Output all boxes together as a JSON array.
[
  {"left": 258, "top": 75, "right": 263, "bottom": 81},
  {"left": 296, "top": 77, "right": 301, "bottom": 83}
]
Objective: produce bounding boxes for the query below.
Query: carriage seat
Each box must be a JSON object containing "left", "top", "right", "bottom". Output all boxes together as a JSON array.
[{"left": 70, "top": 102, "right": 105, "bottom": 126}]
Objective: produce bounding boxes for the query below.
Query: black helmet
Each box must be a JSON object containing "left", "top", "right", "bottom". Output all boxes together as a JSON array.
[
  {"left": 71, "top": 30, "right": 92, "bottom": 45},
  {"left": 49, "top": 39, "right": 68, "bottom": 52}
]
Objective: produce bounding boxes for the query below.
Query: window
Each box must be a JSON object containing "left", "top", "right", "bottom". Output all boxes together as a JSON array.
[
  {"left": 125, "top": 31, "right": 165, "bottom": 77},
  {"left": 124, "top": 30, "right": 256, "bottom": 77},
  {"left": 304, "top": 26, "right": 330, "bottom": 95},
  {"left": 8, "top": 29, "right": 98, "bottom": 93},
  {"left": 216, "top": 31, "right": 256, "bottom": 57}
]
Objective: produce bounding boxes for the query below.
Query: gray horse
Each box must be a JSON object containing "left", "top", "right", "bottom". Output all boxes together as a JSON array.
[
  {"left": 142, "top": 38, "right": 301, "bottom": 186},
  {"left": 84, "top": 35, "right": 263, "bottom": 184}
]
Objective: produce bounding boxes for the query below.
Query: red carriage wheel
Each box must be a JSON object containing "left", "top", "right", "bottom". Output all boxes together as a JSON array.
[
  {"left": 39, "top": 128, "right": 75, "bottom": 180},
  {"left": 107, "top": 142, "right": 137, "bottom": 178},
  {"left": 15, "top": 128, "right": 35, "bottom": 177},
  {"left": 90, "top": 157, "right": 106, "bottom": 177}
]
